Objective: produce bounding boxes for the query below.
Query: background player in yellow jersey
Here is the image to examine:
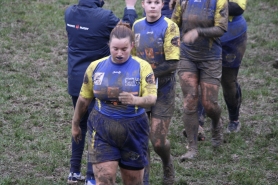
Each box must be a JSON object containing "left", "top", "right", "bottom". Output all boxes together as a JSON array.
[
  {"left": 182, "top": 0, "right": 248, "bottom": 140},
  {"left": 71, "top": 22, "right": 157, "bottom": 185},
  {"left": 132, "top": 0, "right": 180, "bottom": 184},
  {"left": 170, "top": 0, "right": 228, "bottom": 160}
]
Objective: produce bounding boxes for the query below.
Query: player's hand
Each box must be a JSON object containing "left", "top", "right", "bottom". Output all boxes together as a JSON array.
[
  {"left": 119, "top": 92, "right": 135, "bottom": 105},
  {"left": 125, "top": 0, "right": 137, "bottom": 7},
  {"left": 72, "top": 125, "right": 82, "bottom": 144},
  {"left": 182, "top": 29, "right": 199, "bottom": 44}
]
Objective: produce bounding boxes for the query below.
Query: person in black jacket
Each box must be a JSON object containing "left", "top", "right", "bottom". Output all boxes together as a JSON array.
[{"left": 64, "top": 0, "right": 137, "bottom": 184}]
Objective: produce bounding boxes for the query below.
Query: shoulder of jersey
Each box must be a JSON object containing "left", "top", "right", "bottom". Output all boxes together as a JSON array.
[
  {"left": 89, "top": 56, "right": 109, "bottom": 67},
  {"left": 134, "top": 17, "right": 146, "bottom": 25},
  {"left": 131, "top": 56, "right": 148, "bottom": 64}
]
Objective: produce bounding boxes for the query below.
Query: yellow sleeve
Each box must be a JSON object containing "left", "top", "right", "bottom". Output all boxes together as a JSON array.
[
  {"left": 171, "top": 0, "right": 182, "bottom": 28},
  {"left": 133, "top": 56, "right": 157, "bottom": 97},
  {"left": 164, "top": 19, "right": 180, "bottom": 61},
  {"left": 79, "top": 63, "right": 95, "bottom": 99},
  {"left": 215, "top": 0, "right": 229, "bottom": 31},
  {"left": 79, "top": 57, "right": 108, "bottom": 99},
  {"left": 230, "top": 0, "right": 247, "bottom": 10}
]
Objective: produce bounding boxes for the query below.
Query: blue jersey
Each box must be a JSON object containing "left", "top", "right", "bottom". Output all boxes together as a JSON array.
[
  {"left": 80, "top": 56, "right": 157, "bottom": 119},
  {"left": 172, "top": 0, "right": 228, "bottom": 61},
  {"left": 220, "top": 0, "right": 247, "bottom": 42},
  {"left": 132, "top": 16, "right": 180, "bottom": 72}
]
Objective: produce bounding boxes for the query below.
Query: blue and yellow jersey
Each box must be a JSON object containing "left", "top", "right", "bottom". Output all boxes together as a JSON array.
[
  {"left": 80, "top": 56, "right": 157, "bottom": 118},
  {"left": 172, "top": 0, "right": 228, "bottom": 61},
  {"left": 132, "top": 16, "right": 180, "bottom": 72},
  {"left": 221, "top": 0, "right": 247, "bottom": 42},
  {"left": 229, "top": 0, "right": 247, "bottom": 21}
]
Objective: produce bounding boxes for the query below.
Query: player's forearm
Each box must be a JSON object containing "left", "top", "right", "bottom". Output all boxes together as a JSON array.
[
  {"left": 134, "top": 95, "right": 157, "bottom": 109},
  {"left": 72, "top": 96, "right": 91, "bottom": 127},
  {"left": 153, "top": 60, "right": 178, "bottom": 78},
  {"left": 196, "top": 26, "right": 225, "bottom": 38}
]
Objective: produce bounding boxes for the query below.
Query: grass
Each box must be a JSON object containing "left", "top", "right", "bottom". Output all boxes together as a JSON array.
[{"left": 0, "top": 0, "right": 278, "bottom": 184}]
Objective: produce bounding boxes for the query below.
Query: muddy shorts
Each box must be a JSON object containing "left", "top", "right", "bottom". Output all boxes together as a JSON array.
[
  {"left": 147, "top": 74, "right": 176, "bottom": 118},
  {"left": 177, "top": 58, "right": 222, "bottom": 86},
  {"left": 87, "top": 109, "right": 149, "bottom": 170},
  {"left": 222, "top": 32, "right": 247, "bottom": 68}
]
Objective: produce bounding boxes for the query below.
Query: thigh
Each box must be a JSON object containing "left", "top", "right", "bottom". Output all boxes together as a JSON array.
[
  {"left": 87, "top": 110, "right": 123, "bottom": 164},
  {"left": 177, "top": 59, "right": 198, "bottom": 93},
  {"left": 88, "top": 111, "right": 149, "bottom": 170},
  {"left": 222, "top": 32, "right": 247, "bottom": 68},
  {"left": 151, "top": 76, "right": 176, "bottom": 117},
  {"left": 198, "top": 60, "right": 222, "bottom": 86},
  {"left": 93, "top": 161, "right": 118, "bottom": 184},
  {"left": 150, "top": 117, "right": 171, "bottom": 144},
  {"left": 120, "top": 114, "right": 149, "bottom": 170},
  {"left": 200, "top": 82, "right": 220, "bottom": 109},
  {"left": 221, "top": 67, "right": 239, "bottom": 85}
]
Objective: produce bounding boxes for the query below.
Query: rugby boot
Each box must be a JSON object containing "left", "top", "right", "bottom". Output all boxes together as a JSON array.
[
  {"left": 227, "top": 120, "right": 241, "bottom": 133},
  {"left": 211, "top": 118, "right": 223, "bottom": 147},
  {"left": 67, "top": 172, "right": 85, "bottom": 184},
  {"left": 180, "top": 146, "right": 197, "bottom": 161},
  {"left": 180, "top": 136, "right": 198, "bottom": 161},
  {"left": 162, "top": 157, "right": 175, "bottom": 185}
]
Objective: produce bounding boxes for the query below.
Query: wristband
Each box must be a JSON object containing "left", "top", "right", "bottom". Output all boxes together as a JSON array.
[{"left": 126, "top": 6, "right": 135, "bottom": 9}]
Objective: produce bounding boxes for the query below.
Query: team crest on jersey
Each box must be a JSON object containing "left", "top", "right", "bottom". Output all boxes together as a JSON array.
[
  {"left": 93, "top": 72, "right": 104, "bottom": 85},
  {"left": 125, "top": 78, "right": 137, "bottom": 86},
  {"left": 146, "top": 73, "right": 155, "bottom": 84},
  {"left": 225, "top": 54, "right": 236, "bottom": 63}
]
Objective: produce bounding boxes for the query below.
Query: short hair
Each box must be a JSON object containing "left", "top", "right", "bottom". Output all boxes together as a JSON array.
[{"left": 109, "top": 21, "right": 134, "bottom": 43}]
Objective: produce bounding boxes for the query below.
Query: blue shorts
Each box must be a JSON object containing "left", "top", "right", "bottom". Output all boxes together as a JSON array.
[
  {"left": 87, "top": 109, "right": 149, "bottom": 170},
  {"left": 148, "top": 74, "right": 176, "bottom": 118},
  {"left": 222, "top": 32, "right": 247, "bottom": 68}
]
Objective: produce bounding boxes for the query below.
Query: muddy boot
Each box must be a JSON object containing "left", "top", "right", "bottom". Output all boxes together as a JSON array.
[
  {"left": 180, "top": 138, "right": 198, "bottom": 161},
  {"left": 180, "top": 146, "right": 198, "bottom": 162},
  {"left": 211, "top": 119, "right": 223, "bottom": 147},
  {"left": 162, "top": 157, "right": 175, "bottom": 185},
  {"left": 181, "top": 120, "right": 198, "bottom": 161}
]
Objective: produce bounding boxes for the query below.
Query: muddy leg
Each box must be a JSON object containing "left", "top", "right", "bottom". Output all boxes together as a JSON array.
[
  {"left": 178, "top": 72, "right": 199, "bottom": 161},
  {"left": 200, "top": 82, "right": 222, "bottom": 147},
  {"left": 150, "top": 117, "right": 174, "bottom": 185}
]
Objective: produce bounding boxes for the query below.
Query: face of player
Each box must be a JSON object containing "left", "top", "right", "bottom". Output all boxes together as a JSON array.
[
  {"left": 110, "top": 36, "right": 133, "bottom": 64},
  {"left": 142, "top": 0, "right": 164, "bottom": 22}
]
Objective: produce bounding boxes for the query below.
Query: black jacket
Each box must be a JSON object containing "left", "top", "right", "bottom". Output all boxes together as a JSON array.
[{"left": 65, "top": 0, "right": 137, "bottom": 96}]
